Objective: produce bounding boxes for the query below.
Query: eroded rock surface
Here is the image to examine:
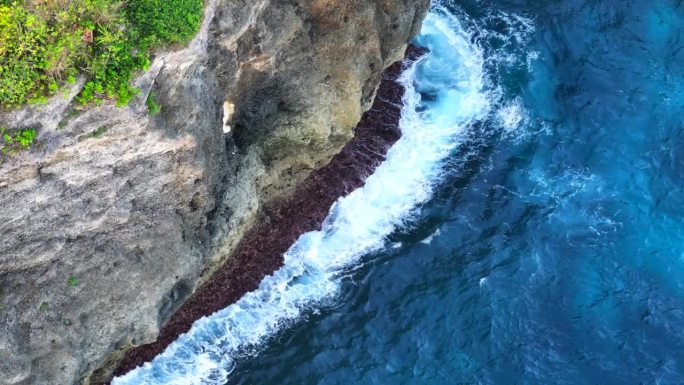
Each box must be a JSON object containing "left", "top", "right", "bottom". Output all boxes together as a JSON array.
[
  {"left": 109, "top": 44, "right": 428, "bottom": 383},
  {"left": 0, "top": 0, "right": 429, "bottom": 384}
]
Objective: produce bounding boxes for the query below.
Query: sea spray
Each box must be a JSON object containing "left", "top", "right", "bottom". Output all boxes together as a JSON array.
[{"left": 114, "top": 6, "right": 491, "bottom": 384}]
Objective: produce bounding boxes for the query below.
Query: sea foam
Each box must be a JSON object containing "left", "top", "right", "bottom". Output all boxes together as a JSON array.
[{"left": 114, "top": 6, "right": 491, "bottom": 385}]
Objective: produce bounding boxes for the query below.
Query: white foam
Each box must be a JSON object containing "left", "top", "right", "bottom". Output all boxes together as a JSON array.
[
  {"left": 114, "top": 7, "right": 491, "bottom": 385},
  {"left": 420, "top": 228, "right": 442, "bottom": 244},
  {"left": 497, "top": 98, "right": 527, "bottom": 132}
]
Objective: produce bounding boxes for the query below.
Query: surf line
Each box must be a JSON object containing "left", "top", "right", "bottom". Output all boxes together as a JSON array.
[
  {"left": 113, "top": 6, "right": 490, "bottom": 384},
  {"left": 103, "top": 45, "right": 426, "bottom": 384}
]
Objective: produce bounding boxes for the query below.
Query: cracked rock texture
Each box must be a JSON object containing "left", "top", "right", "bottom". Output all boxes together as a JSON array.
[{"left": 0, "top": 0, "right": 429, "bottom": 384}]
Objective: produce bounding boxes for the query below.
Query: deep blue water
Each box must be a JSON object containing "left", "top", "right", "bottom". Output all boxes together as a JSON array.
[
  {"left": 115, "top": 0, "right": 684, "bottom": 384},
  {"left": 221, "top": 1, "right": 684, "bottom": 384}
]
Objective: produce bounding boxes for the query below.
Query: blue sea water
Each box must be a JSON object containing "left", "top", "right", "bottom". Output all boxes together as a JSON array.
[
  {"left": 222, "top": 1, "right": 684, "bottom": 384},
  {"left": 116, "top": 0, "right": 684, "bottom": 384}
]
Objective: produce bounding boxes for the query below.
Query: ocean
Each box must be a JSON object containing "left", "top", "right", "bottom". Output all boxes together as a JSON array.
[{"left": 115, "top": 1, "right": 684, "bottom": 383}]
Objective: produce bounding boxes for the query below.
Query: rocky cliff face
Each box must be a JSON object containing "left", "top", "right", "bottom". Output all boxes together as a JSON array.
[{"left": 0, "top": 0, "right": 429, "bottom": 384}]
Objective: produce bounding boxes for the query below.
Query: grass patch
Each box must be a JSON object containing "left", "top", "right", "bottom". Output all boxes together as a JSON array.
[
  {"left": 67, "top": 276, "right": 79, "bottom": 287},
  {"left": 56, "top": 107, "right": 84, "bottom": 130},
  {"left": 78, "top": 125, "right": 108, "bottom": 141},
  {"left": 87, "top": 126, "right": 107, "bottom": 138},
  {"left": 146, "top": 91, "right": 160, "bottom": 115},
  {"left": 0, "top": 0, "right": 203, "bottom": 108},
  {"left": 38, "top": 302, "right": 48, "bottom": 312},
  {"left": 1, "top": 127, "right": 37, "bottom": 161}
]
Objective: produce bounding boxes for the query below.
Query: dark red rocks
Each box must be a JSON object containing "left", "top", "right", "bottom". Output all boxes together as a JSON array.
[{"left": 109, "top": 44, "right": 427, "bottom": 382}]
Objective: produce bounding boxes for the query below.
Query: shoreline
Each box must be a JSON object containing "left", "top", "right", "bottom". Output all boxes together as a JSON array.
[{"left": 106, "top": 44, "right": 427, "bottom": 382}]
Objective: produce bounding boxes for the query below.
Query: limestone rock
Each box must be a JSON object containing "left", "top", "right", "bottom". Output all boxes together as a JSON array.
[{"left": 0, "top": 0, "right": 429, "bottom": 383}]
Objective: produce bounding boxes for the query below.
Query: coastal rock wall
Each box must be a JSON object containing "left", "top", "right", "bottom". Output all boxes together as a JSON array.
[
  {"left": 109, "top": 44, "right": 428, "bottom": 383},
  {"left": 0, "top": 0, "right": 429, "bottom": 384}
]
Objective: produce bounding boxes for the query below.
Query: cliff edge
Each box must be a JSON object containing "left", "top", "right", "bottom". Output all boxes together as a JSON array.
[{"left": 0, "top": 0, "right": 429, "bottom": 384}]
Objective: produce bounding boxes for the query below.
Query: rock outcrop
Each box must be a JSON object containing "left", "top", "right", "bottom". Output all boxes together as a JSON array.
[
  {"left": 0, "top": 0, "right": 429, "bottom": 384},
  {"left": 108, "top": 44, "right": 428, "bottom": 383}
]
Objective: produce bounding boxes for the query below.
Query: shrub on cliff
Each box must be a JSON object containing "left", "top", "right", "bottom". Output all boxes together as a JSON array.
[
  {"left": 0, "top": 126, "right": 37, "bottom": 162},
  {"left": 126, "top": 0, "right": 203, "bottom": 49},
  {"left": 0, "top": 3, "right": 81, "bottom": 106},
  {"left": 0, "top": 0, "right": 203, "bottom": 108}
]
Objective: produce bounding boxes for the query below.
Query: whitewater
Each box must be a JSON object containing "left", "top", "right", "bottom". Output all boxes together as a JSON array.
[{"left": 114, "top": 6, "right": 492, "bottom": 384}]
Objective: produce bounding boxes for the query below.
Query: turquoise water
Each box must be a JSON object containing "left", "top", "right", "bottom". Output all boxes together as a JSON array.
[{"left": 116, "top": 0, "right": 684, "bottom": 384}]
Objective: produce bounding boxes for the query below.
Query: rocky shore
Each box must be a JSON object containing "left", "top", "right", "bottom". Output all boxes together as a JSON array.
[
  {"left": 0, "top": 1, "right": 429, "bottom": 384},
  {"left": 105, "top": 44, "right": 427, "bottom": 383}
]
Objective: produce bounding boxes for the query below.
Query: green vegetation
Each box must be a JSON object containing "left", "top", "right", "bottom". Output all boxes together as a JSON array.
[
  {"left": 146, "top": 91, "right": 160, "bottom": 115},
  {"left": 62, "top": 317, "right": 72, "bottom": 326},
  {"left": 79, "top": 125, "right": 108, "bottom": 140},
  {"left": 1, "top": 127, "right": 37, "bottom": 158},
  {"left": 57, "top": 107, "right": 83, "bottom": 129},
  {"left": 126, "top": 0, "right": 203, "bottom": 48},
  {"left": 0, "top": 0, "right": 203, "bottom": 108},
  {"left": 38, "top": 302, "right": 48, "bottom": 312},
  {"left": 67, "top": 276, "right": 79, "bottom": 287}
]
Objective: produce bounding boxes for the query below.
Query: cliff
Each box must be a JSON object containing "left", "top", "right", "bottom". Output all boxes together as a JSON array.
[{"left": 0, "top": 0, "right": 429, "bottom": 384}]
